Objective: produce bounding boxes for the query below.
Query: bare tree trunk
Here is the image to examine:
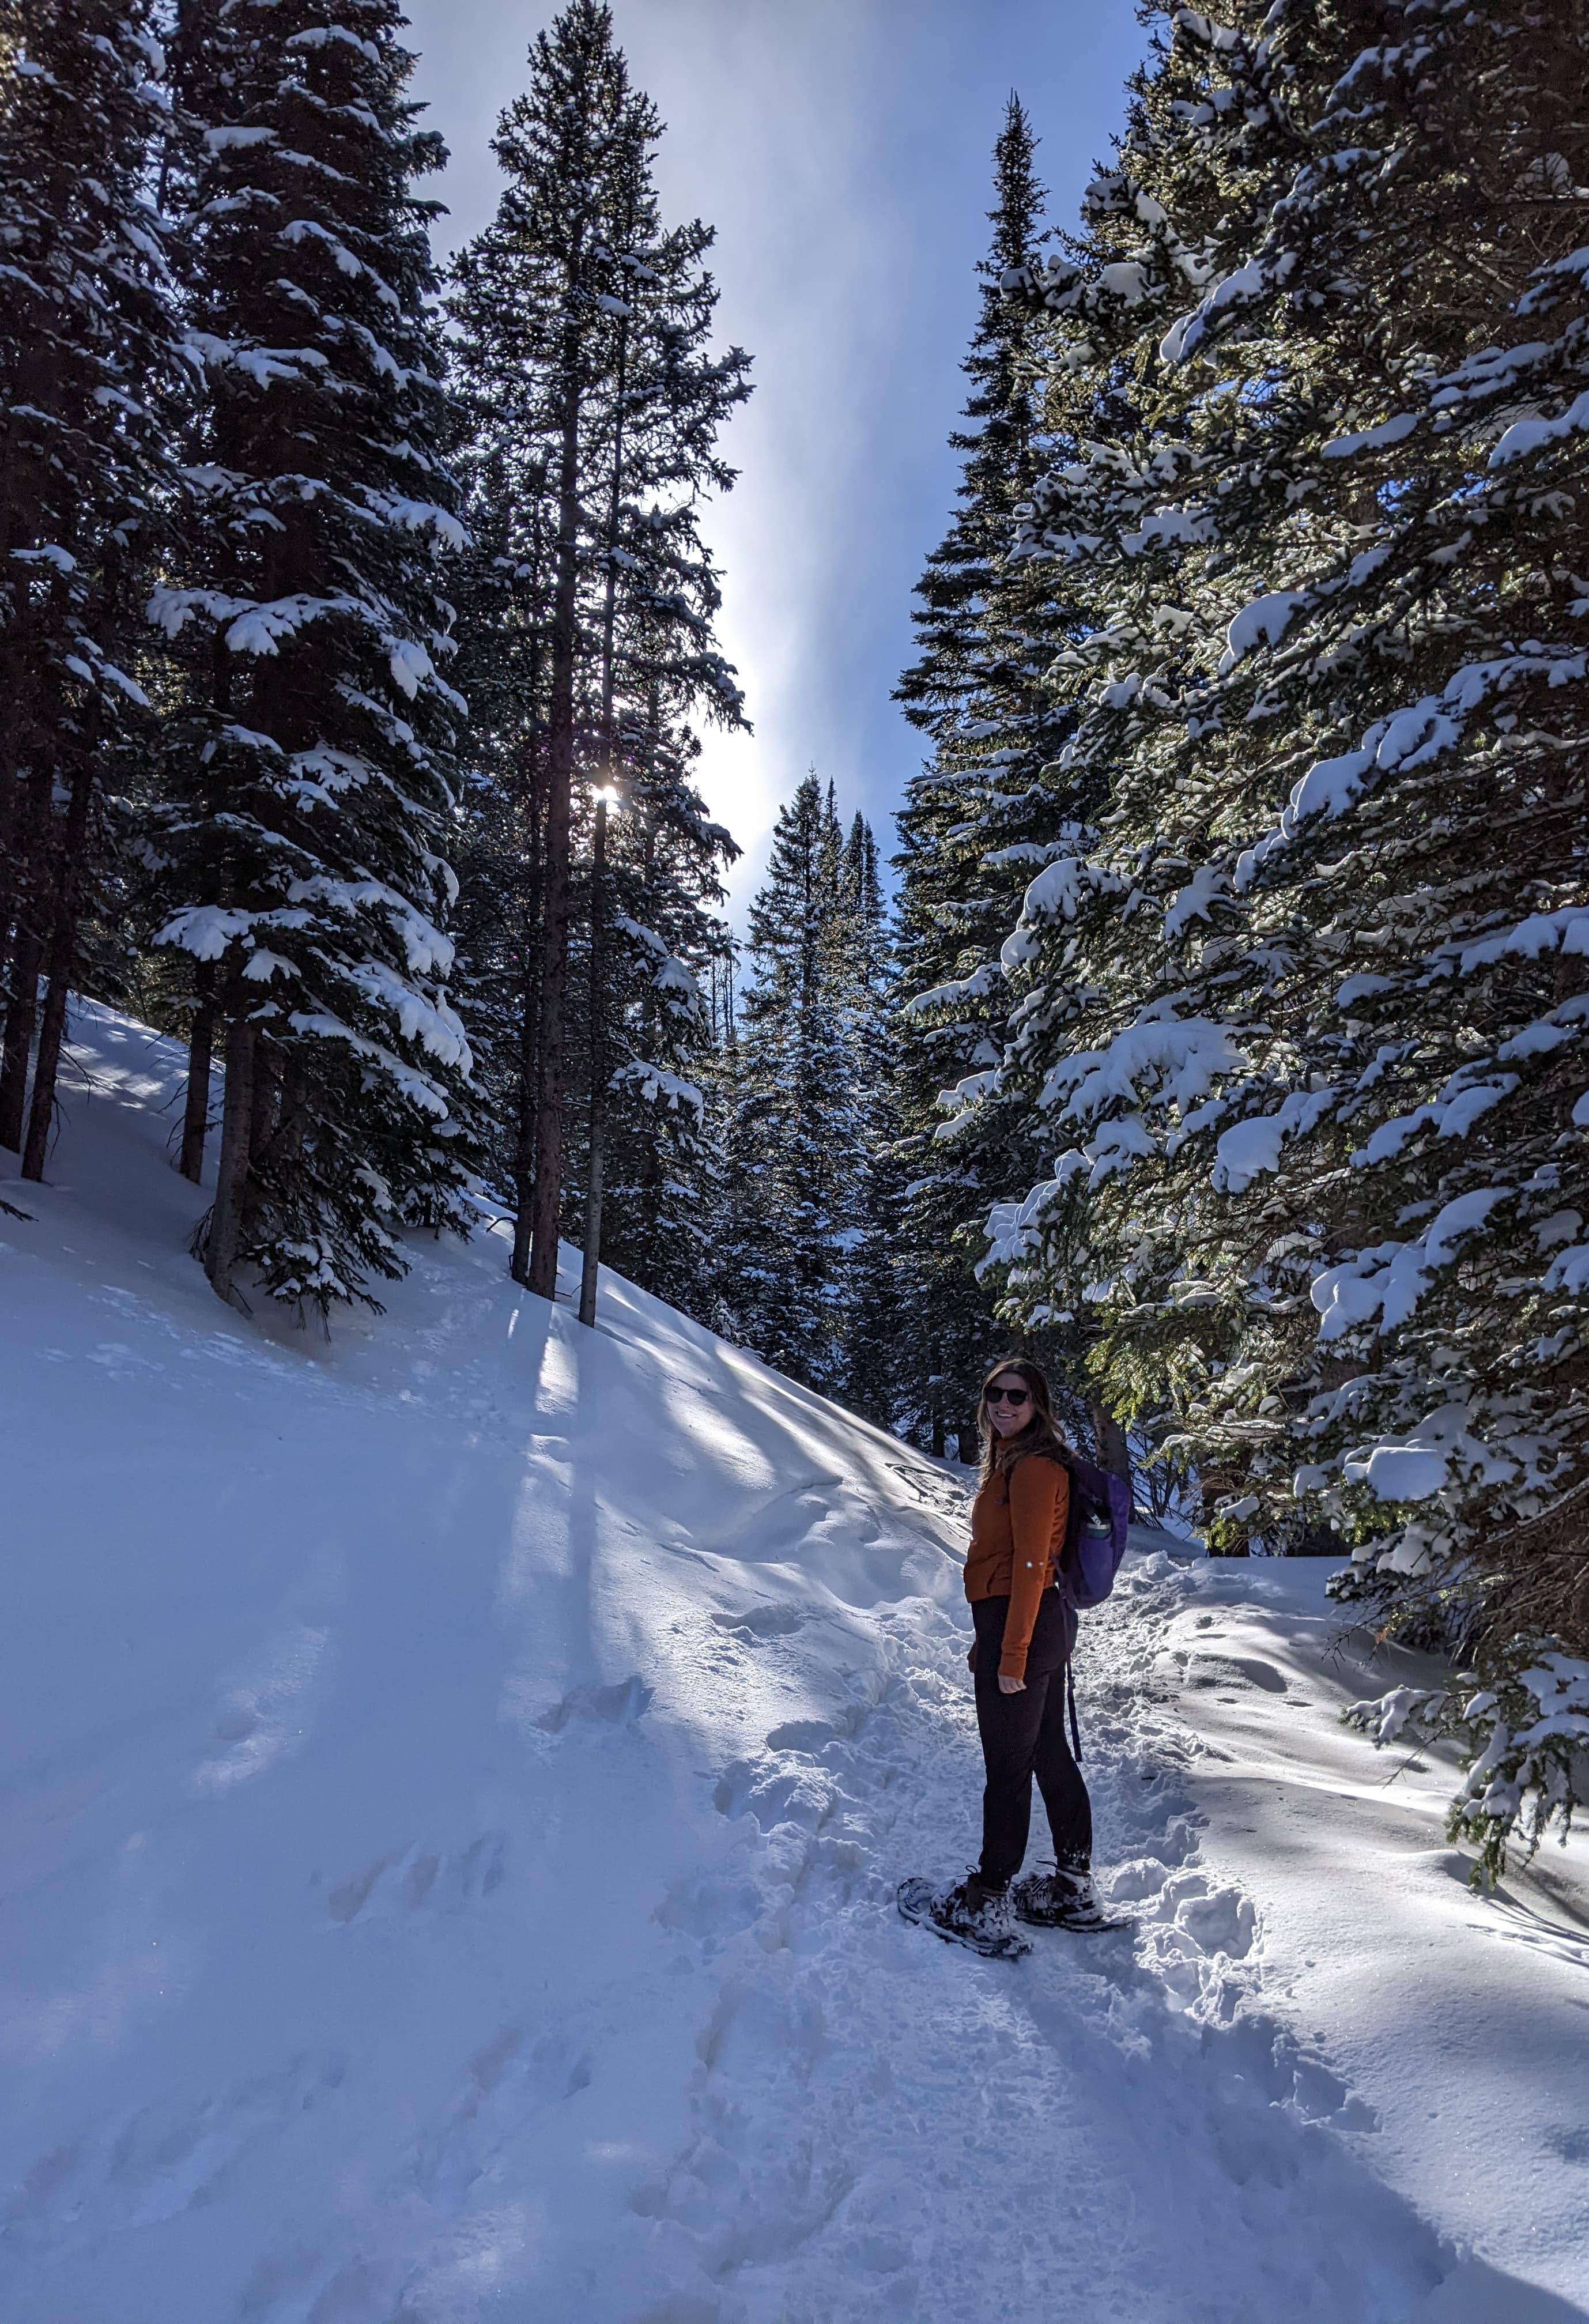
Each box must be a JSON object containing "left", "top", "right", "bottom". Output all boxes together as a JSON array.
[
  {"left": 19, "top": 940, "right": 66, "bottom": 1180},
  {"left": 206, "top": 1008, "right": 256, "bottom": 1303},
  {"left": 526, "top": 368, "right": 583, "bottom": 1301},
  {"left": 634, "top": 771, "right": 666, "bottom": 1245},
  {"left": 501, "top": 466, "right": 548, "bottom": 1288},
  {"left": 1089, "top": 1398, "right": 1132, "bottom": 1491},
  {"left": 510, "top": 947, "right": 539, "bottom": 1286},
  {"left": 578, "top": 790, "right": 609, "bottom": 1327},
  {"left": 0, "top": 922, "right": 40, "bottom": 1153},
  {"left": 509, "top": 764, "right": 543, "bottom": 1288},
  {"left": 0, "top": 765, "right": 47, "bottom": 1152},
  {"left": 250, "top": 1033, "right": 280, "bottom": 1162},
  {"left": 179, "top": 958, "right": 216, "bottom": 1182},
  {"left": 274, "top": 1058, "right": 308, "bottom": 1169},
  {"left": 0, "top": 714, "right": 19, "bottom": 952},
  {"left": 575, "top": 282, "right": 631, "bottom": 1329},
  {"left": 21, "top": 756, "right": 93, "bottom": 1182},
  {"left": 579, "top": 1107, "right": 605, "bottom": 1326},
  {"left": 0, "top": 728, "right": 22, "bottom": 1037}
]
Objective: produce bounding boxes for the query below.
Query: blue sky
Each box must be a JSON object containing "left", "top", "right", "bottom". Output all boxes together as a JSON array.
[{"left": 404, "top": 0, "right": 1149, "bottom": 916}]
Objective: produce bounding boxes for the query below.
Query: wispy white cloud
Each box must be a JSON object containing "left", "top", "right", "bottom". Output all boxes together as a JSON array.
[{"left": 405, "top": 0, "right": 1146, "bottom": 917}]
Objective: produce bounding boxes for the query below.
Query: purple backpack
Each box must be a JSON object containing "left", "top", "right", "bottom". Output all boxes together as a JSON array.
[{"left": 1060, "top": 1454, "right": 1131, "bottom": 1609}]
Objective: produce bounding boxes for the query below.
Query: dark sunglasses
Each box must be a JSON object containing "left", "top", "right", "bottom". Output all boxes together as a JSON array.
[{"left": 986, "top": 1386, "right": 1030, "bottom": 1407}]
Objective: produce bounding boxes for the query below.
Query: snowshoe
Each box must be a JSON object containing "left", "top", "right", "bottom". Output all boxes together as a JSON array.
[
  {"left": 897, "top": 1875, "right": 1031, "bottom": 1960},
  {"left": 1012, "top": 1867, "right": 1129, "bottom": 1933}
]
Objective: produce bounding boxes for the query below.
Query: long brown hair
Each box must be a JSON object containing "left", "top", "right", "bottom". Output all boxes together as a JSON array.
[{"left": 976, "top": 1355, "right": 1069, "bottom": 1484}]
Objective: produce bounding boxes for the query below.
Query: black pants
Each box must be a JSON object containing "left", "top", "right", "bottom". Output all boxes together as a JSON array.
[{"left": 972, "top": 1591, "right": 1092, "bottom": 1887}]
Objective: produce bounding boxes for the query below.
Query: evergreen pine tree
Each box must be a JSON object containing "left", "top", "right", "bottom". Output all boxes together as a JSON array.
[
  {"left": 835, "top": 810, "right": 904, "bottom": 1424},
  {"left": 972, "top": 3, "right": 1589, "bottom": 1871},
  {"left": 447, "top": 443, "right": 554, "bottom": 1272},
  {"left": 150, "top": 0, "right": 476, "bottom": 1313},
  {"left": 0, "top": 0, "right": 183, "bottom": 1174},
  {"left": 590, "top": 699, "right": 739, "bottom": 1322},
  {"left": 568, "top": 324, "right": 746, "bottom": 1321},
  {"left": 891, "top": 96, "right": 1104, "bottom": 1457},
  {"left": 969, "top": 9, "right": 1334, "bottom": 1504},
  {"left": 448, "top": 0, "right": 748, "bottom": 1301},
  {"left": 723, "top": 776, "right": 865, "bottom": 1390}
]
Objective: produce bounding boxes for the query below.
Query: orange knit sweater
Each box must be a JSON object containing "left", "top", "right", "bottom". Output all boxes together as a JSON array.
[{"left": 964, "top": 1454, "right": 1070, "bottom": 1681}]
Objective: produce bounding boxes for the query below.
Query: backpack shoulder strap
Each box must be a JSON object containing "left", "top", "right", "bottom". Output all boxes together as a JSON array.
[{"left": 1057, "top": 1451, "right": 1086, "bottom": 1571}]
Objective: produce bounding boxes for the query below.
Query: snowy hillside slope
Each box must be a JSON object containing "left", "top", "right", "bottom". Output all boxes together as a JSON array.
[{"left": 2, "top": 1004, "right": 1587, "bottom": 2323}]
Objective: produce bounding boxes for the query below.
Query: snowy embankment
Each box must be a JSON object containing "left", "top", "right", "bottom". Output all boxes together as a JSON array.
[{"left": 2, "top": 1006, "right": 1588, "bottom": 2324}]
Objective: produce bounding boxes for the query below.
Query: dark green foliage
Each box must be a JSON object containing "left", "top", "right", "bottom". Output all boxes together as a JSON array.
[
  {"left": 943, "top": 3, "right": 1589, "bottom": 1867},
  {"left": 0, "top": 0, "right": 184, "bottom": 1169},
  {"left": 446, "top": 0, "right": 748, "bottom": 1305},
  {"left": 890, "top": 97, "right": 1103, "bottom": 1455},
  {"left": 835, "top": 813, "right": 905, "bottom": 1424},
  {"left": 720, "top": 776, "right": 888, "bottom": 1398},
  {"left": 584, "top": 710, "right": 741, "bottom": 1322},
  {"left": 150, "top": 0, "right": 479, "bottom": 1310}
]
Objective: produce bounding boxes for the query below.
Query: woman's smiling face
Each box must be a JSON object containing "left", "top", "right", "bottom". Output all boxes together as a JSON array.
[{"left": 985, "top": 1374, "right": 1031, "bottom": 1438}]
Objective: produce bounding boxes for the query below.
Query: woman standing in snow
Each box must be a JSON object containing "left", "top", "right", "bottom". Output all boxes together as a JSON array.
[{"left": 900, "top": 1356, "right": 1104, "bottom": 1955}]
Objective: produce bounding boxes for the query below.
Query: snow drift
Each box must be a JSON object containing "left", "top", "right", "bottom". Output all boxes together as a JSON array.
[{"left": 2, "top": 1006, "right": 1587, "bottom": 2323}]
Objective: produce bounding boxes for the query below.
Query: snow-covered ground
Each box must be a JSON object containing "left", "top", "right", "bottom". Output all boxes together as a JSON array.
[{"left": 2, "top": 1003, "right": 1587, "bottom": 2324}]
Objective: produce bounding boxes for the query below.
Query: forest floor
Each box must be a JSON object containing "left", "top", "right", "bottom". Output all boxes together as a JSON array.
[{"left": 2, "top": 1003, "right": 1588, "bottom": 2324}]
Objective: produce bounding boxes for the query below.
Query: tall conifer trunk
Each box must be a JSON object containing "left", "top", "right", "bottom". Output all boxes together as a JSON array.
[
  {"left": 250, "top": 1036, "right": 280, "bottom": 1163},
  {"left": 0, "top": 766, "right": 48, "bottom": 1152},
  {"left": 21, "top": 756, "right": 93, "bottom": 1181},
  {"left": 578, "top": 290, "right": 630, "bottom": 1325},
  {"left": 0, "top": 925, "right": 40, "bottom": 1154},
  {"left": 578, "top": 790, "right": 609, "bottom": 1327},
  {"left": 509, "top": 604, "right": 545, "bottom": 1289},
  {"left": 179, "top": 961, "right": 216, "bottom": 1183},
  {"left": 0, "top": 706, "right": 21, "bottom": 1022},
  {"left": 206, "top": 1006, "right": 256, "bottom": 1304},
  {"left": 509, "top": 941, "right": 540, "bottom": 1287},
  {"left": 1088, "top": 1401, "right": 1131, "bottom": 1490},
  {"left": 527, "top": 372, "right": 583, "bottom": 1299}
]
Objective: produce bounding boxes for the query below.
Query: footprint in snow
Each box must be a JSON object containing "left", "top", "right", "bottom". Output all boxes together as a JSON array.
[
  {"left": 764, "top": 1697, "right": 878, "bottom": 1755},
  {"left": 325, "top": 1834, "right": 505, "bottom": 1925},
  {"left": 3, "top": 2053, "right": 346, "bottom": 2247},
  {"left": 1184, "top": 1651, "right": 1289, "bottom": 1693},
  {"left": 85, "top": 1341, "right": 165, "bottom": 1378},
  {"left": 407, "top": 2025, "right": 592, "bottom": 2213},
  {"left": 1141, "top": 1867, "right": 1259, "bottom": 1959},
  {"left": 764, "top": 1717, "right": 845, "bottom": 1754},
  {"left": 711, "top": 1604, "right": 806, "bottom": 1639},
  {"left": 534, "top": 1673, "right": 653, "bottom": 1733},
  {"left": 884, "top": 1458, "right": 971, "bottom": 1515},
  {"left": 655, "top": 1866, "right": 767, "bottom": 1939},
  {"left": 712, "top": 1761, "right": 833, "bottom": 1833}
]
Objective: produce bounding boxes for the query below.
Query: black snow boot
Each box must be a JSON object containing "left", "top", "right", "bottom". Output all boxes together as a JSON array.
[
  {"left": 897, "top": 1872, "right": 1030, "bottom": 1959},
  {"left": 1011, "top": 1865, "right": 1124, "bottom": 1932}
]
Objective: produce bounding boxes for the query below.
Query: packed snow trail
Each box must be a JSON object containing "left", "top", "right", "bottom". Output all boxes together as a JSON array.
[{"left": 2, "top": 1007, "right": 1587, "bottom": 2323}]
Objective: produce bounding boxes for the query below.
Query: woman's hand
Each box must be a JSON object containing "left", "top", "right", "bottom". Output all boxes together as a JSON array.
[{"left": 967, "top": 1644, "right": 1025, "bottom": 1691}]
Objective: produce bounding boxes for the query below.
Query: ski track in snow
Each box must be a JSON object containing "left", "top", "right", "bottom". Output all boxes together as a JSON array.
[{"left": 3, "top": 1006, "right": 1588, "bottom": 2323}]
